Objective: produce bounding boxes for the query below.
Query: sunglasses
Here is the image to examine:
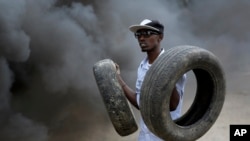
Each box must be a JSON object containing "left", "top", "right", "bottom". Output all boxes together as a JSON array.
[{"left": 134, "top": 30, "right": 159, "bottom": 39}]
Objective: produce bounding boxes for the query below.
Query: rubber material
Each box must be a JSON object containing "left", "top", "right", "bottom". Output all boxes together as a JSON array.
[
  {"left": 140, "top": 45, "right": 226, "bottom": 141},
  {"left": 93, "top": 59, "right": 138, "bottom": 136}
]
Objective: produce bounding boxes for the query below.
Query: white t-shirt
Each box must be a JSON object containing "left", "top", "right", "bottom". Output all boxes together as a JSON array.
[{"left": 135, "top": 49, "right": 187, "bottom": 141}]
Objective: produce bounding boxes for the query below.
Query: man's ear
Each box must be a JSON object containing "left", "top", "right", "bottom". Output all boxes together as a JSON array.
[{"left": 158, "top": 34, "right": 163, "bottom": 41}]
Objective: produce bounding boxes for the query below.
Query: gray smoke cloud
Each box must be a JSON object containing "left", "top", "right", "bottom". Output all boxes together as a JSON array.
[{"left": 0, "top": 0, "right": 249, "bottom": 141}]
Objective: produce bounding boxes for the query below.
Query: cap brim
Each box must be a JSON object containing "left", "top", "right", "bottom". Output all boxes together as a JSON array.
[{"left": 129, "top": 25, "right": 160, "bottom": 33}]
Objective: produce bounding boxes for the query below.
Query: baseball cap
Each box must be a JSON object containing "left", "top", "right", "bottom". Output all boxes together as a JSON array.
[{"left": 129, "top": 19, "right": 164, "bottom": 34}]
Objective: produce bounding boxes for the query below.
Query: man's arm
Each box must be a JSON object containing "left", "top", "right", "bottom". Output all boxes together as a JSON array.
[
  {"left": 114, "top": 63, "right": 139, "bottom": 109},
  {"left": 116, "top": 74, "right": 139, "bottom": 110},
  {"left": 170, "top": 87, "right": 180, "bottom": 111}
]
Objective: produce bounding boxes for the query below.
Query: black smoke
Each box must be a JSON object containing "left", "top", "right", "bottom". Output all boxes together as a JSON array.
[{"left": 0, "top": 0, "right": 249, "bottom": 141}]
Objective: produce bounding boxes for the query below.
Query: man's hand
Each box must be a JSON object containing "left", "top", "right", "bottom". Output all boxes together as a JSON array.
[
  {"left": 114, "top": 62, "right": 121, "bottom": 75},
  {"left": 112, "top": 62, "right": 139, "bottom": 109}
]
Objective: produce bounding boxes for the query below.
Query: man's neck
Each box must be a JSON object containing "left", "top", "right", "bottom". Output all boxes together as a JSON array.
[{"left": 147, "top": 48, "right": 161, "bottom": 64}]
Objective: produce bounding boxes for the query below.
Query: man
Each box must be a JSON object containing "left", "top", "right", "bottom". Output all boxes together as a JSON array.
[{"left": 116, "top": 19, "right": 187, "bottom": 141}]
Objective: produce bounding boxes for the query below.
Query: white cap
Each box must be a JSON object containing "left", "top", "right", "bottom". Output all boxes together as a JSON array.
[{"left": 129, "top": 19, "right": 164, "bottom": 33}]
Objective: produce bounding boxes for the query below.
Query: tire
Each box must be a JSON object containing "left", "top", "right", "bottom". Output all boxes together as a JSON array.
[
  {"left": 93, "top": 59, "right": 138, "bottom": 136},
  {"left": 140, "top": 45, "right": 226, "bottom": 141}
]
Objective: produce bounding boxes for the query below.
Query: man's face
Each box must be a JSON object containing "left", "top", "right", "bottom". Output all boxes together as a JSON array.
[{"left": 135, "top": 29, "right": 162, "bottom": 52}]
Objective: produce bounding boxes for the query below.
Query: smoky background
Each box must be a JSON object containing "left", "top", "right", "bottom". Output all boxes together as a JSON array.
[{"left": 0, "top": 0, "right": 249, "bottom": 141}]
